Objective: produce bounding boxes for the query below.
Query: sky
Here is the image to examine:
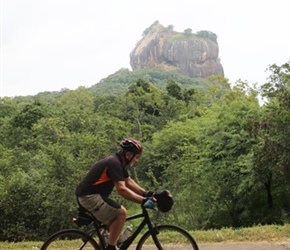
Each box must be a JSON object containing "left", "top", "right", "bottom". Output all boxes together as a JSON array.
[{"left": 1, "top": 0, "right": 290, "bottom": 98}]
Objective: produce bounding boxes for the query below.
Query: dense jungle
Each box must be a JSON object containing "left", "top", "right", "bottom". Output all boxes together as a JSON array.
[{"left": 0, "top": 62, "right": 290, "bottom": 242}]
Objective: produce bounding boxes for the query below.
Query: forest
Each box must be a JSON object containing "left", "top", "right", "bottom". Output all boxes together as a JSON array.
[{"left": 0, "top": 61, "right": 289, "bottom": 242}]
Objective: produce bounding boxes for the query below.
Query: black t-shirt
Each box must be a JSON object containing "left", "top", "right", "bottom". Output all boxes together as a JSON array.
[{"left": 76, "top": 153, "right": 129, "bottom": 197}]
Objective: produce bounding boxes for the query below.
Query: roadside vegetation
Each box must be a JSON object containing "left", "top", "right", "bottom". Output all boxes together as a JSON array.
[
  {"left": 0, "top": 61, "right": 290, "bottom": 243},
  {"left": 194, "top": 224, "right": 290, "bottom": 243}
]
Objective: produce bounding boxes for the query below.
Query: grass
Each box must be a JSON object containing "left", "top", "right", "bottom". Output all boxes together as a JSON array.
[
  {"left": 191, "top": 224, "right": 290, "bottom": 243},
  {"left": 1, "top": 224, "right": 290, "bottom": 249}
]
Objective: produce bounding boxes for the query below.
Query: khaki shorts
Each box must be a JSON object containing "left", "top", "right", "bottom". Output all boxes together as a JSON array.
[{"left": 77, "top": 194, "right": 120, "bottom": 226}]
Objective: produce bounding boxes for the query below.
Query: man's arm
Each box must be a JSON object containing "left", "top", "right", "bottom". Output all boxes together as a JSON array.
[
  {"left": 114, "top": 180, "right": 144, "bottom": 204},
  {"left": 125, "top": 177, "right": 146, "bottom": 196}
]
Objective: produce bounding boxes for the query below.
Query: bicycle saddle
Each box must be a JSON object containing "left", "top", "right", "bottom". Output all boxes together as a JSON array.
[{"left": 73, "top": 206, "right": 94, "bottom": 226}]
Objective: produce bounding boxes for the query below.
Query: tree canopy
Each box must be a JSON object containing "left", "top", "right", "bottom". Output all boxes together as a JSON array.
[{"left": 0, "top": 61, "right": 290, "bottom": 241}]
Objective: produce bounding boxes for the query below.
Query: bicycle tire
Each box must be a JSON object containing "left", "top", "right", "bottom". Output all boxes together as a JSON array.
[
  {"left": 136, "top": 224, "right": 199, "bottom": 250},
  {"left": 40, "top": 229, "right": 101, "bottom": 250}
]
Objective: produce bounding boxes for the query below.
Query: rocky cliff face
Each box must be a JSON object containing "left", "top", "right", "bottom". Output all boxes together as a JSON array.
[{"left": 130, "top": 22, "right": 224, "bottom": 78}]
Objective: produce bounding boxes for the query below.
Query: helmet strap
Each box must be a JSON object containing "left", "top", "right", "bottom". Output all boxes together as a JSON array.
[
  {"left": 128, "top": 153, "right": 136, "bottom": 164},
  {"left": 123, "top": 151, "right": 136, "bottom": 169}
]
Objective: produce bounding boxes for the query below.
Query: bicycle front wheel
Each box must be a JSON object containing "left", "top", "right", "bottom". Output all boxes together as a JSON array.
[
  {"left": 136, "top": 225, "right": 199, "bottom": 250},
  {"left": 41, "top": 229, "right": 100, "bottom": 250}
]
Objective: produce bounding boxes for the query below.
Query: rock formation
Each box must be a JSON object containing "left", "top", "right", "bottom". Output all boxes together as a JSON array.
[{"left": 130, "top": 21, "right": 224, "bottom": 78}]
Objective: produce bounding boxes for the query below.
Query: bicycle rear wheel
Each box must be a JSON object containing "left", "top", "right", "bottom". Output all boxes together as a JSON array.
[
  {"left": 136, "top": 225, "right": 199, "bottom": 250},
  {"left": 41, "top": 229, "right": 100, "bottom": 250}
]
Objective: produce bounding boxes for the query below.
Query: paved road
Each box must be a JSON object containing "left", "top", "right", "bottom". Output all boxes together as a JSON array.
[
  {"left": 127, "top": 242, "right": 290, "bottom": 249},
  {"left": 199, "top": 242, "right": 290, "bottom": 250}
]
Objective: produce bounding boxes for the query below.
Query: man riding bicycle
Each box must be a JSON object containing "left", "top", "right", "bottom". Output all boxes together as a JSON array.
[{"left": 76, "top": 138, "right": 155, "bottom": 250}]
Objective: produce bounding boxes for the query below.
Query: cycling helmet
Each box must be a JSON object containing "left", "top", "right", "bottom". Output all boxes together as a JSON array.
[{"left": 120, "top": 138, "right": 143, "bottom": 154}]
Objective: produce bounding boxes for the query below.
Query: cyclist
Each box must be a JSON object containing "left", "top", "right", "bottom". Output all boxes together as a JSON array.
[{"left": 76, "top": 138, "right": 155, "bottom": 250}]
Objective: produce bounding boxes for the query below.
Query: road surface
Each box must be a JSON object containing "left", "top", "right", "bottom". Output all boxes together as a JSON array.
[
  {"left": 200, "top": 242, "right": 290, "bottom": 250},
  {"left": 127, "top": 242, "right": 290, "bottom": 249}
]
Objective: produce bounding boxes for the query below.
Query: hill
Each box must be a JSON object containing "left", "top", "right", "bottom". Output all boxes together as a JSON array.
[
  {"left": 130, "top": 21, "right": 224, "bottom": 78},
  {"left": 90, "top": 67, "right": 212, "bottom": 95}
]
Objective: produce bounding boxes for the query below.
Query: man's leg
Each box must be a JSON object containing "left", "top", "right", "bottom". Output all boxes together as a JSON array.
[
  {"left": 107, "top": 206, "right": 127, "bottom": 246},
  {"left": 78, "top": 195, "right": 126, "bottom": 249}
]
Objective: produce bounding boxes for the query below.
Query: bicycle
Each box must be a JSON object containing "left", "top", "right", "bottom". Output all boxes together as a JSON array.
[{"left": 40, "top": 205, "right": 199, "bottom": 250}]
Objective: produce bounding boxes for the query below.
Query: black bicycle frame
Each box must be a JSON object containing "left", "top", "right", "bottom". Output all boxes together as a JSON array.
[{"left": 119, "top": 207, "right": 162, "bottom": 250}]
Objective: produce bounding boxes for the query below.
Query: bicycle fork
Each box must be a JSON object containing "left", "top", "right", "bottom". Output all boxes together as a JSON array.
[{"left": 149, "top": 223, "right": 163, "bottom": 250}]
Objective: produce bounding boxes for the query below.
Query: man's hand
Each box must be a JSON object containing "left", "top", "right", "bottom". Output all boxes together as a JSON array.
[{"left": 142, "top": 197, "right": 155, "bottom": 209}]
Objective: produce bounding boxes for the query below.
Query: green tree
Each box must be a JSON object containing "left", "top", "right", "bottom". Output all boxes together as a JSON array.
[
  {"left": 0, "top": 168, "right": 48, "bottom": 241},
  {"left": 252, "top": 61, "right": 290, "bottom": 221},
  {"left": 56, "top": 87, "right": 94, "bottom": 132},
  {"left": 144, "top": 80, "right": 264, "bottom": 229},
  {"left": 0, "top": 97, "right": 18, "bottom": 125},
  {"left": 124, "top": 79, "right": 165, "bottom": 138},
  {"left": 184, "top": 28, "right": 192, "bottom": 36},
  {"left": 12, "top": 101, "right": 48, "bottom": 130},
  {"left": 166, "top": 79, "right": 183, "bottom": 100}
]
